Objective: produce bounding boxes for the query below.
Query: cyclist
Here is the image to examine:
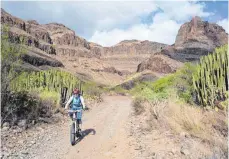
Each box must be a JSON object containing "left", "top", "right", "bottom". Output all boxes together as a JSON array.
[{"left": 65, "top": 88, "right": 86, "bottom": 136}]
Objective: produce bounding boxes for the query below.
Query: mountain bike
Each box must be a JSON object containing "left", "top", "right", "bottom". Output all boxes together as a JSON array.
[{"left": 68, "top": 110, "right": 82, "bottom": 145}]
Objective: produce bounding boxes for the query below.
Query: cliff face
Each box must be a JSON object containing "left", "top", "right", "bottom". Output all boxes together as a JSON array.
[
  {"left": 175, "top": 16, "right": 228, "bottom": 50},
  {"left": 102, "top": 40, "right": 167, "bottom": 56},
  {"left": 1, "top": 8, "right": 169, "bottom": 74},
  {"left": 3, "top": 9, "right": 227, "bottom": 80},
  {"left": 1, "top": 9, "right": 94, "bottom": 58},
  {"left": 98, "top": 40, "right": 168, "bottom": 72},
  {"left": 137, "top": 16, "right": 228, "bottom": 73},
  {"left": 1, "top": 8, "right": 167, "bottom": 64},
  {"left": 163, "top": 16, "right": 228, "bottom": 62}
]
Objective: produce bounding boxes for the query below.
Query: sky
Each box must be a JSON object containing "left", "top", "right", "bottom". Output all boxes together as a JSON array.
[{"left": 1, "top": 0, "right": 228, "bottom": 47}]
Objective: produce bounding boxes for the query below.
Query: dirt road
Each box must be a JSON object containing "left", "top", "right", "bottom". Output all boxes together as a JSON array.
[{"left": 25, "top": 95, "right": 134, "bottom": 159}]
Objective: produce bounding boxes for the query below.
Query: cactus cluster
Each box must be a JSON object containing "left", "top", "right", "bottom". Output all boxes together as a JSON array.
[
  {"left": 192, "top": 45, "right": 228, "bottom": 107},
  {"left": 11, "top": 69, "right": 80, "bottom": 99}
]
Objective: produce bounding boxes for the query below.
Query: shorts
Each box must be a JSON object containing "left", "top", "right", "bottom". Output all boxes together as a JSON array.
[{"left": 69, "top": 107, "right": 82, "bottom": 121}]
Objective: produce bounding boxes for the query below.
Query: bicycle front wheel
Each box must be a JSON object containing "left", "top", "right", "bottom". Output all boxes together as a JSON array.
[{"left": 70, "top": 122, "right": 76, "bottom": 145}]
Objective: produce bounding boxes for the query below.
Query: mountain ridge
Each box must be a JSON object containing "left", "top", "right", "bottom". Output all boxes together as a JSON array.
[
  {"left": 137, "top": 16, "right": 228, "bottom": 73},
  {"left": 2, "top": 8, "right": 228, "bottom": 85}
]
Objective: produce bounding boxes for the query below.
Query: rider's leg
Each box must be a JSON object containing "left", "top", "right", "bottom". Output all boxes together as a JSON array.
[
  {"left": 77, "top": 119, "right": 82, "bottom": 129},
  {"left": 77, "top": 109, "right": 83, "bottom": 130}
]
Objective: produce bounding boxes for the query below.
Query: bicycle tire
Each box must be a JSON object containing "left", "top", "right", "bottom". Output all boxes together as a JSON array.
[{"left": 70, "top": 122, "right": 76, "bottom": 145}]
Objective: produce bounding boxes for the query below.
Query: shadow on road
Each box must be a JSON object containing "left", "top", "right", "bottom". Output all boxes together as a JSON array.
[{"left": 74, "top": 128, "right": 96, "bottom": 145}]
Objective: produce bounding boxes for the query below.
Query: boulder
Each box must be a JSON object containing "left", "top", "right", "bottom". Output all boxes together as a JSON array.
[
  {"left": 137, "top": 54, "right": 183, "bottom": 73},
  {"left": 17, "top": 119, "right": 27, "bottom": 128}
]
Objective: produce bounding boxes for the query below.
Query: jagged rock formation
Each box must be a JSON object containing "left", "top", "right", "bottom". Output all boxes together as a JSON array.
[
  {"left": 22, "top": 51, "right": 64, "bottom": 67},
  {"left": 175, "top": 16, "right": 227, "bottom": 49},
  {"left": 1, "top": 8, "right": 27, "bottom": 31},
  {"left": 1, "top": 9, "right": 93, "bottom": 58},
  {"left": 1, "top": 8, "right": 166, "bottom": 63},
  {"left": 137, "top": 16, "right": 228, "bottom": 73},
  {"left": 1, "top": 8, "right": 168, "bottom": 76},
  {"left": 162, "top": 16, "right": 228, "bottom": 62},
  {"left": 137, "top": 54, "right": 183, "bottom": 73},
  {"left": 3, "top": 9, "right": 227, "bottom": 83}
]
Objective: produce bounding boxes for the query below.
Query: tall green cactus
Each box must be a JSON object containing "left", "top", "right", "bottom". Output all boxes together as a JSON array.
[
  {"left": 10, "top": 69, "right": 81, "bottom": 96},
  {"left": 193, "top": 45, "right": 228, "bottom": 107}
]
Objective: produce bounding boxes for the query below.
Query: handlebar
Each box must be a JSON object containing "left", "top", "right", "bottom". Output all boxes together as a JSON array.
[{"left": 68, "top": 110, "right": 81, "bottom": 113}]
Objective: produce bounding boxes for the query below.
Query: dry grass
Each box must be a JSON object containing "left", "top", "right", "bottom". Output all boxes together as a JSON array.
[
  {"left": 144, "top": 98, "right": 228, "bottom": 153},
  {"left": 168, "top": 101, "right": 227, "bottom": 141},
  {"left": 167, "top": 102, "right": 205, "bottom": 135},
  {"left": 130, "top": 97, "right": 228, "bottom": 158}
]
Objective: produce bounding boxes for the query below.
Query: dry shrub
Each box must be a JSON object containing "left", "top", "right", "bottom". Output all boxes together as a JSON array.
[
  {"left": 132, "top": 97, "right": 145, "bottom": 115},
  {"left": 167, "top": 102, "right": 205, "bottom": 135},
  {"left": 86, "top": 87, "right": 103, "bottom": 102},
  {"left": 145, "top": 99, "right": 227, "bottom": 144},
  {"left": 135, "top": 97, "right": 228, "bottom": 157},
  {"left": 1, "top": 91, "right": 54, "bottom": 126},
  {"left": 165, "top": 100, "right": 228, "bottom": 149}
]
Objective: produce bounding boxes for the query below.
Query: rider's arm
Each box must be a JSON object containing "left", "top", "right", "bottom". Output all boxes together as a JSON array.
[
  {"left": 65, "top": 96, "right": 73, "bottom": 109},
  {"left": 80, "top": 96, "right": 86, "bottom": 109}
]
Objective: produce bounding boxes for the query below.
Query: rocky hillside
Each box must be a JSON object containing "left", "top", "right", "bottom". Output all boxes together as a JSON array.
[
  {"left": 163, "top": 16, "right": 228, "bottom": 62},
  {"left": 4, "top": 8, "right": 226, "bottom": 83},
  {"left": 100, "top": 40, "right": 168, "bottom": 72},
  {"left": 137, "top": 16, "right": 228, "bottom": 73},
  {"left": 1, "top": 8, "right": 168, "bottom": 84},
  {"left": 137, "top": 54, "right": 183, "bottom": 74},
  {"left": 1, "top": 8, "right": 167, "bottom": 59}
]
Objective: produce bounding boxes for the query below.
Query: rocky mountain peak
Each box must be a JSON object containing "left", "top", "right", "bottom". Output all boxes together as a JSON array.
[
  {"left": 117, "top": 39, "right": 140, "bottom": 44},
  {"left": 175, "top": 16, "right": 228, "bottom": 50},
  {"left": 27, "top": 20, "right": 39, "bottom": 25},
  {"left": 137, "top": 17, "right": 228, "bottom": 73},
  {"left": 191, "top": 16, "right": 202, "bottom": 23}
]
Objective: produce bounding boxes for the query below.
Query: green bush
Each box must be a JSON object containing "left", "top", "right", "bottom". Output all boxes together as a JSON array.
[
  {"left": 174, "top": 63, "right": 197, "bottom": 103},
  {"left": 151, "top": 74, "right": 175, "bottom": 93},
  {"left": 39, "top": 90, "right": 60, "bottom": 106},
  {"left": 1, "top": 25, "right": 26, "bottom": 110},
  {"left": 1, "top": 91, "right": 52, "bottom": 126},
  {"left": 127, "top": 63, "right": 197, "bottom": 104}
]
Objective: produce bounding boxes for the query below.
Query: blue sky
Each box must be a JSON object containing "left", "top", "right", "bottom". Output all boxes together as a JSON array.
[{"left": 1, "top": 1, "right": 228, "bottom": 46}]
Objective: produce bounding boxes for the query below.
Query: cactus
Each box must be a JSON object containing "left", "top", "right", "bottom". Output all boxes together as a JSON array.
[
  {"left": 192, "top": 45, "right": 228, "bottom": 107},
  {"left": 10, "top": 69, "right": 82, "bottom": 99}
]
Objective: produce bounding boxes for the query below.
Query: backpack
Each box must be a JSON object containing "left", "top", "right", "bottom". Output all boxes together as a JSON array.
[{"left": 71, "top": 95, "right": 82, "bottom": 109}]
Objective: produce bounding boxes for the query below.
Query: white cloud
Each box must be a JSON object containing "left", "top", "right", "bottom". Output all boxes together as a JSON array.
[
  {"left": 3, "top": 1, "right": 214, "bottom": 46},
  {"left": 89, "top": 19, "right": 181, "bottom": 46},
  {"left": 90, "top": 1, "right": 212, "bottom": 46},
  {"left": 217, "top": 19, "right": 228, "bottom": 33},
  {"left": 37, "top": 1, "right": 158, "bottom": 34},
  {"left": 155, "top": 1, "right": 213, "bottom": 21}
]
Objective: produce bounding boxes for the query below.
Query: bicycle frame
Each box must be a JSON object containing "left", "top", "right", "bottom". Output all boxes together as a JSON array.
[{"left": 69, "top": 110, "right": 81, "bottom": 134}]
